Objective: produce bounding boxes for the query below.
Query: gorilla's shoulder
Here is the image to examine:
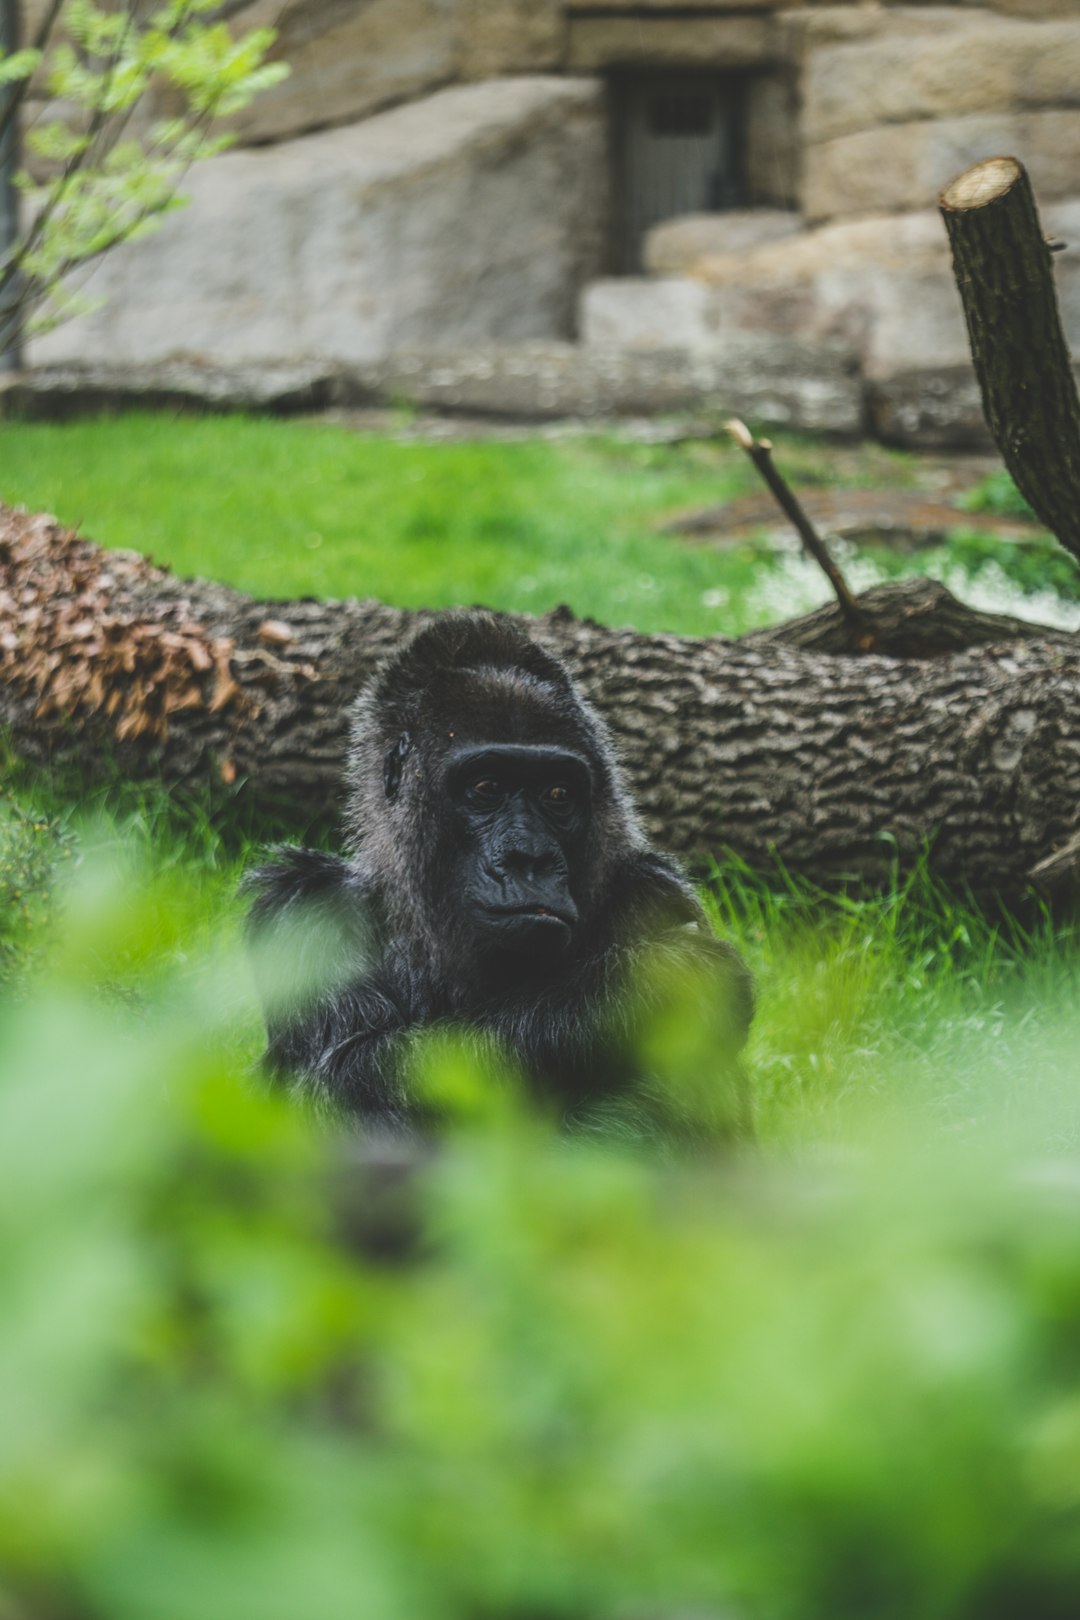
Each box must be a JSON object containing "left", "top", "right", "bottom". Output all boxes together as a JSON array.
[
  {"left": 243, "top": 846, "right": 356, "bottom": 913},
  {"left": 610, "top": 847, "right": 705, "bottom": 929}
]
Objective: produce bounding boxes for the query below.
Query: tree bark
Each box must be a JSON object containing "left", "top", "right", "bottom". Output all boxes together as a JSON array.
[
  {"left": 3, "top": 503, "right": 1079, "bottom": 896},
  {"left": 939, "top": 157, "right": 1080, "bottom": 564}
]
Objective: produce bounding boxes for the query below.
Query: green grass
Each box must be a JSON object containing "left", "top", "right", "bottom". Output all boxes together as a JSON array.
[
  {"left": 2, "top": 837, "right": 1080, "bottom": 1620},
  {"left": 1, "top": 409, "right": 1077, "bottom": 1126},
  {"left": 0, "top": 412, "right": 923, "bottom": 638},
  {"left": 0, "top": 413, "right": 751, "bottom": 632},
  {"left": 4, "top": 412, "right": 1076, "bottom": 640}
]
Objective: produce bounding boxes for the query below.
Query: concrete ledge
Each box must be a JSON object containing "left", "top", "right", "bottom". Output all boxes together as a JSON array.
[
  {"left": 1, "top": 340, "right": 864, "bottom": 436},
  {"left": 12, "top": 346, "right": 1061, "bottom": 451},
  {"left": 0, "top": 359, "right": 343, "bottom": 419}
]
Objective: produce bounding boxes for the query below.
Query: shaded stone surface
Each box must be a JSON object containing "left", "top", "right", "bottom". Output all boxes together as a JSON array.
[
  {"left": 802, "top": 14, "right": 1080, "bottom": 146},
  {"left": 640, "top": 200, "right": 1080, "bottom": 383},
  {"left": 804, "top": 109, "right": 1080, "bottom": 224}
]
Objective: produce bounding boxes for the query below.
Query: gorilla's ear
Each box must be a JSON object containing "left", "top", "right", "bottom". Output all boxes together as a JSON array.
[{"left": 383, "top": 731, "right": 412, "bottom": 799}]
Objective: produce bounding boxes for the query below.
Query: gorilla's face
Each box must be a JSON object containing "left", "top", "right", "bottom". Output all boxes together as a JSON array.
[{"left": 442, "top": 742, "right": 592, "bottom": 965}]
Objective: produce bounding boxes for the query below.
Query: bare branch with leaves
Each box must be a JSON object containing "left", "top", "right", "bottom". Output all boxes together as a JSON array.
[{"left": 0, "top": 0, "right": 287, "bottom": 353}]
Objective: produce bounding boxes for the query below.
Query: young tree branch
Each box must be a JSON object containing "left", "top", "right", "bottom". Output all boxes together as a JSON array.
[{"left": 724, "top": 418, "right": 873, "bottom": 650}]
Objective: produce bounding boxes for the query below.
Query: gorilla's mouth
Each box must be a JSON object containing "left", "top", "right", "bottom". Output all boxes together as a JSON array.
[{"left": 481, "top": 902, "right": 576, "bottom": 943}]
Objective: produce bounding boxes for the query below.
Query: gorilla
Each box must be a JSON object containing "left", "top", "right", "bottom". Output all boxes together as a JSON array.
[{"left": 245, "top": 612, "right": 752, "bottom": 1137}]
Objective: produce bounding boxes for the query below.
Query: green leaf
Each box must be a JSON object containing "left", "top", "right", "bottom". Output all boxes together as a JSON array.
[{"left": 0, "top": 48, "right": 42, "bottom": 86}]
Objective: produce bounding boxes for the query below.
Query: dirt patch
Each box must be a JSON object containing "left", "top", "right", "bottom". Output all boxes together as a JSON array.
[{"left": 663, "top": 462, "right": 1041, "bottom": 551}]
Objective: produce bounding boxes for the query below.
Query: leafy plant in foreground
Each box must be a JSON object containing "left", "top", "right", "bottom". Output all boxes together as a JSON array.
[{"left": 3, "top": 845, "right": 1080, "bottom": 1618}]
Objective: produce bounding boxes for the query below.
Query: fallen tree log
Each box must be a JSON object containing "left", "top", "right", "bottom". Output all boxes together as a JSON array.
[{"left": 3, "top": 502, "right": 1078, "bottom": 895}]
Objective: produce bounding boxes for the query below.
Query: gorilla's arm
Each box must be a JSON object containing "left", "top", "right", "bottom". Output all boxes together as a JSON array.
[{"left": 244, "top": 848, "right": 420, "bottom": 1124}]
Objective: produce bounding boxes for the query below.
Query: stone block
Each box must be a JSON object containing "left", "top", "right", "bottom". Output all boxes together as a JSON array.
[
  {"left": 644, "top": 210, "right": 801, "bottom": 276},
  {"left": 587, "top": 208, "right": 986, "bottom": 380},
  {"left": 222, "top": 0, "right": 458, "bottom": 145},
  {"left": 31, "top": 79, "right": 608, "bottom": 369},
  {"left": 803, "top": 109, "right": 1080, "bottom": 222},
  {"left": 579, "top": 279, "right": 714, "bottom": 348},
  {"left": 567, "top": 14, "right": 772, "bottom": 71},
  {"left": 456, "top": 0, "right": 566, "bottom": 77},
  {"left": 803, "top": 17, "right": 1080, "bottom": 146},
  {"left": 692, "top": 197, "right": 1080, "bottom": 381}
]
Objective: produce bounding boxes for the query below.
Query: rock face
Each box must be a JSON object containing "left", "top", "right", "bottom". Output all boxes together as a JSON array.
[
  {"left": 586, "top": 203, "right": 1080, "bottom": 379},
  {"left": 31, "top": 79, "right": 607, "bottom": 369},
  {"left": 222, "top": 0, "right": 567, "bottom": 143},
  {"left": 221, "top": 0, "right": 460, "bottom": 144}
]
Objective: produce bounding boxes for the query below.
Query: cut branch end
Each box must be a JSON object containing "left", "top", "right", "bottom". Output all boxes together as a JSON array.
[{"left": 940, "top": 155, "right": 1022, "bottom": 213}]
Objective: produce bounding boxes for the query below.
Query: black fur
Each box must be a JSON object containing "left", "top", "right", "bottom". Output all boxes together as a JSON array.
[{"left": 245, "top": 612, "right": 753, "bottom": 1135}]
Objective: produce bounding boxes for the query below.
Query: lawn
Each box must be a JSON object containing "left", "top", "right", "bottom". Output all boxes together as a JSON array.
[
  {"left": 5, "top": 410, "right": 1075, "bottom": 638},
  {"left": 3, "top": 412, "right": 1080, "bottom": 1620}
]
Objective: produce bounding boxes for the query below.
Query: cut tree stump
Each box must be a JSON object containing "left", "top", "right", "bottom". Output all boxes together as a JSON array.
[
  {"left": 2, "top": 503, "right": 1078, "bottom": 897},
  {"left": 940, "top": 157, "right": 1080, "bottom": 564}
]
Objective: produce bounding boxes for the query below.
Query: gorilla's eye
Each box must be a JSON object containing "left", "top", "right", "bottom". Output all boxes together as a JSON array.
[
  {"left": 471, "top": 777, "right": 502, "bottom": 801},
  {"left": 544, "top": 784, "right": 572, "bottom": 805}
]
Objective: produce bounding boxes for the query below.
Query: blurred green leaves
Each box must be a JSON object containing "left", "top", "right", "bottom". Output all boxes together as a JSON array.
[
  {"left": 1, "top": 2, "right": 288, "bottom": 349},
  {"left": 3, "top": 840, "right": 1080, "bottom": 1620}
]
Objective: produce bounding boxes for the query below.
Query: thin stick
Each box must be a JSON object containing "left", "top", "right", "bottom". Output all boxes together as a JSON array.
[{"left": 724, "top": 418, "right": 871, "bottom": 646}]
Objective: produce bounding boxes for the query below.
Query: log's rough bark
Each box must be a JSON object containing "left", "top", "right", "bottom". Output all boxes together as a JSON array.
[
  {"left": 3, "top": 503, "right": 1079, "bottom": 896},
  {"left": 939, "top": 157, "right": 1080, "bottom": 564}
]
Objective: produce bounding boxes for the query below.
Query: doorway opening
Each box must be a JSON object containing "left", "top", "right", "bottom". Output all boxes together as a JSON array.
[{"left": 609, "top": 73, "right": 746, "bottom": 273}]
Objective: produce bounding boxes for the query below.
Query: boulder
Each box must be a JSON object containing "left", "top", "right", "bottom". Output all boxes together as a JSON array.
[
  {"left": 30, "top": 79, "right": 607, "bottom": 370},
  {"left": 799, "top": 11, "right": 1080, "bottom": 221}
]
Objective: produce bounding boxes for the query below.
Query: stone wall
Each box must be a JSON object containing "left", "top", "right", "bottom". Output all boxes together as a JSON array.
[
  {"left": 210, "top": 2, "right": 1080, "bottom": 232},
  {"left": 23, "top": 1, "right": 1080, "bottom": 221},
  {"left": 20, "top": 0, "right": 1080, "bottom": 444},
  {"left": 794, "top": 8, "right": 1080, "bottom": 222}
]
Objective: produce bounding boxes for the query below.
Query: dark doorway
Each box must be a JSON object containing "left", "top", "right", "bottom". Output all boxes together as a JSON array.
[{"left": 610, "top": 74, "right": 744, "bottom": 273}]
